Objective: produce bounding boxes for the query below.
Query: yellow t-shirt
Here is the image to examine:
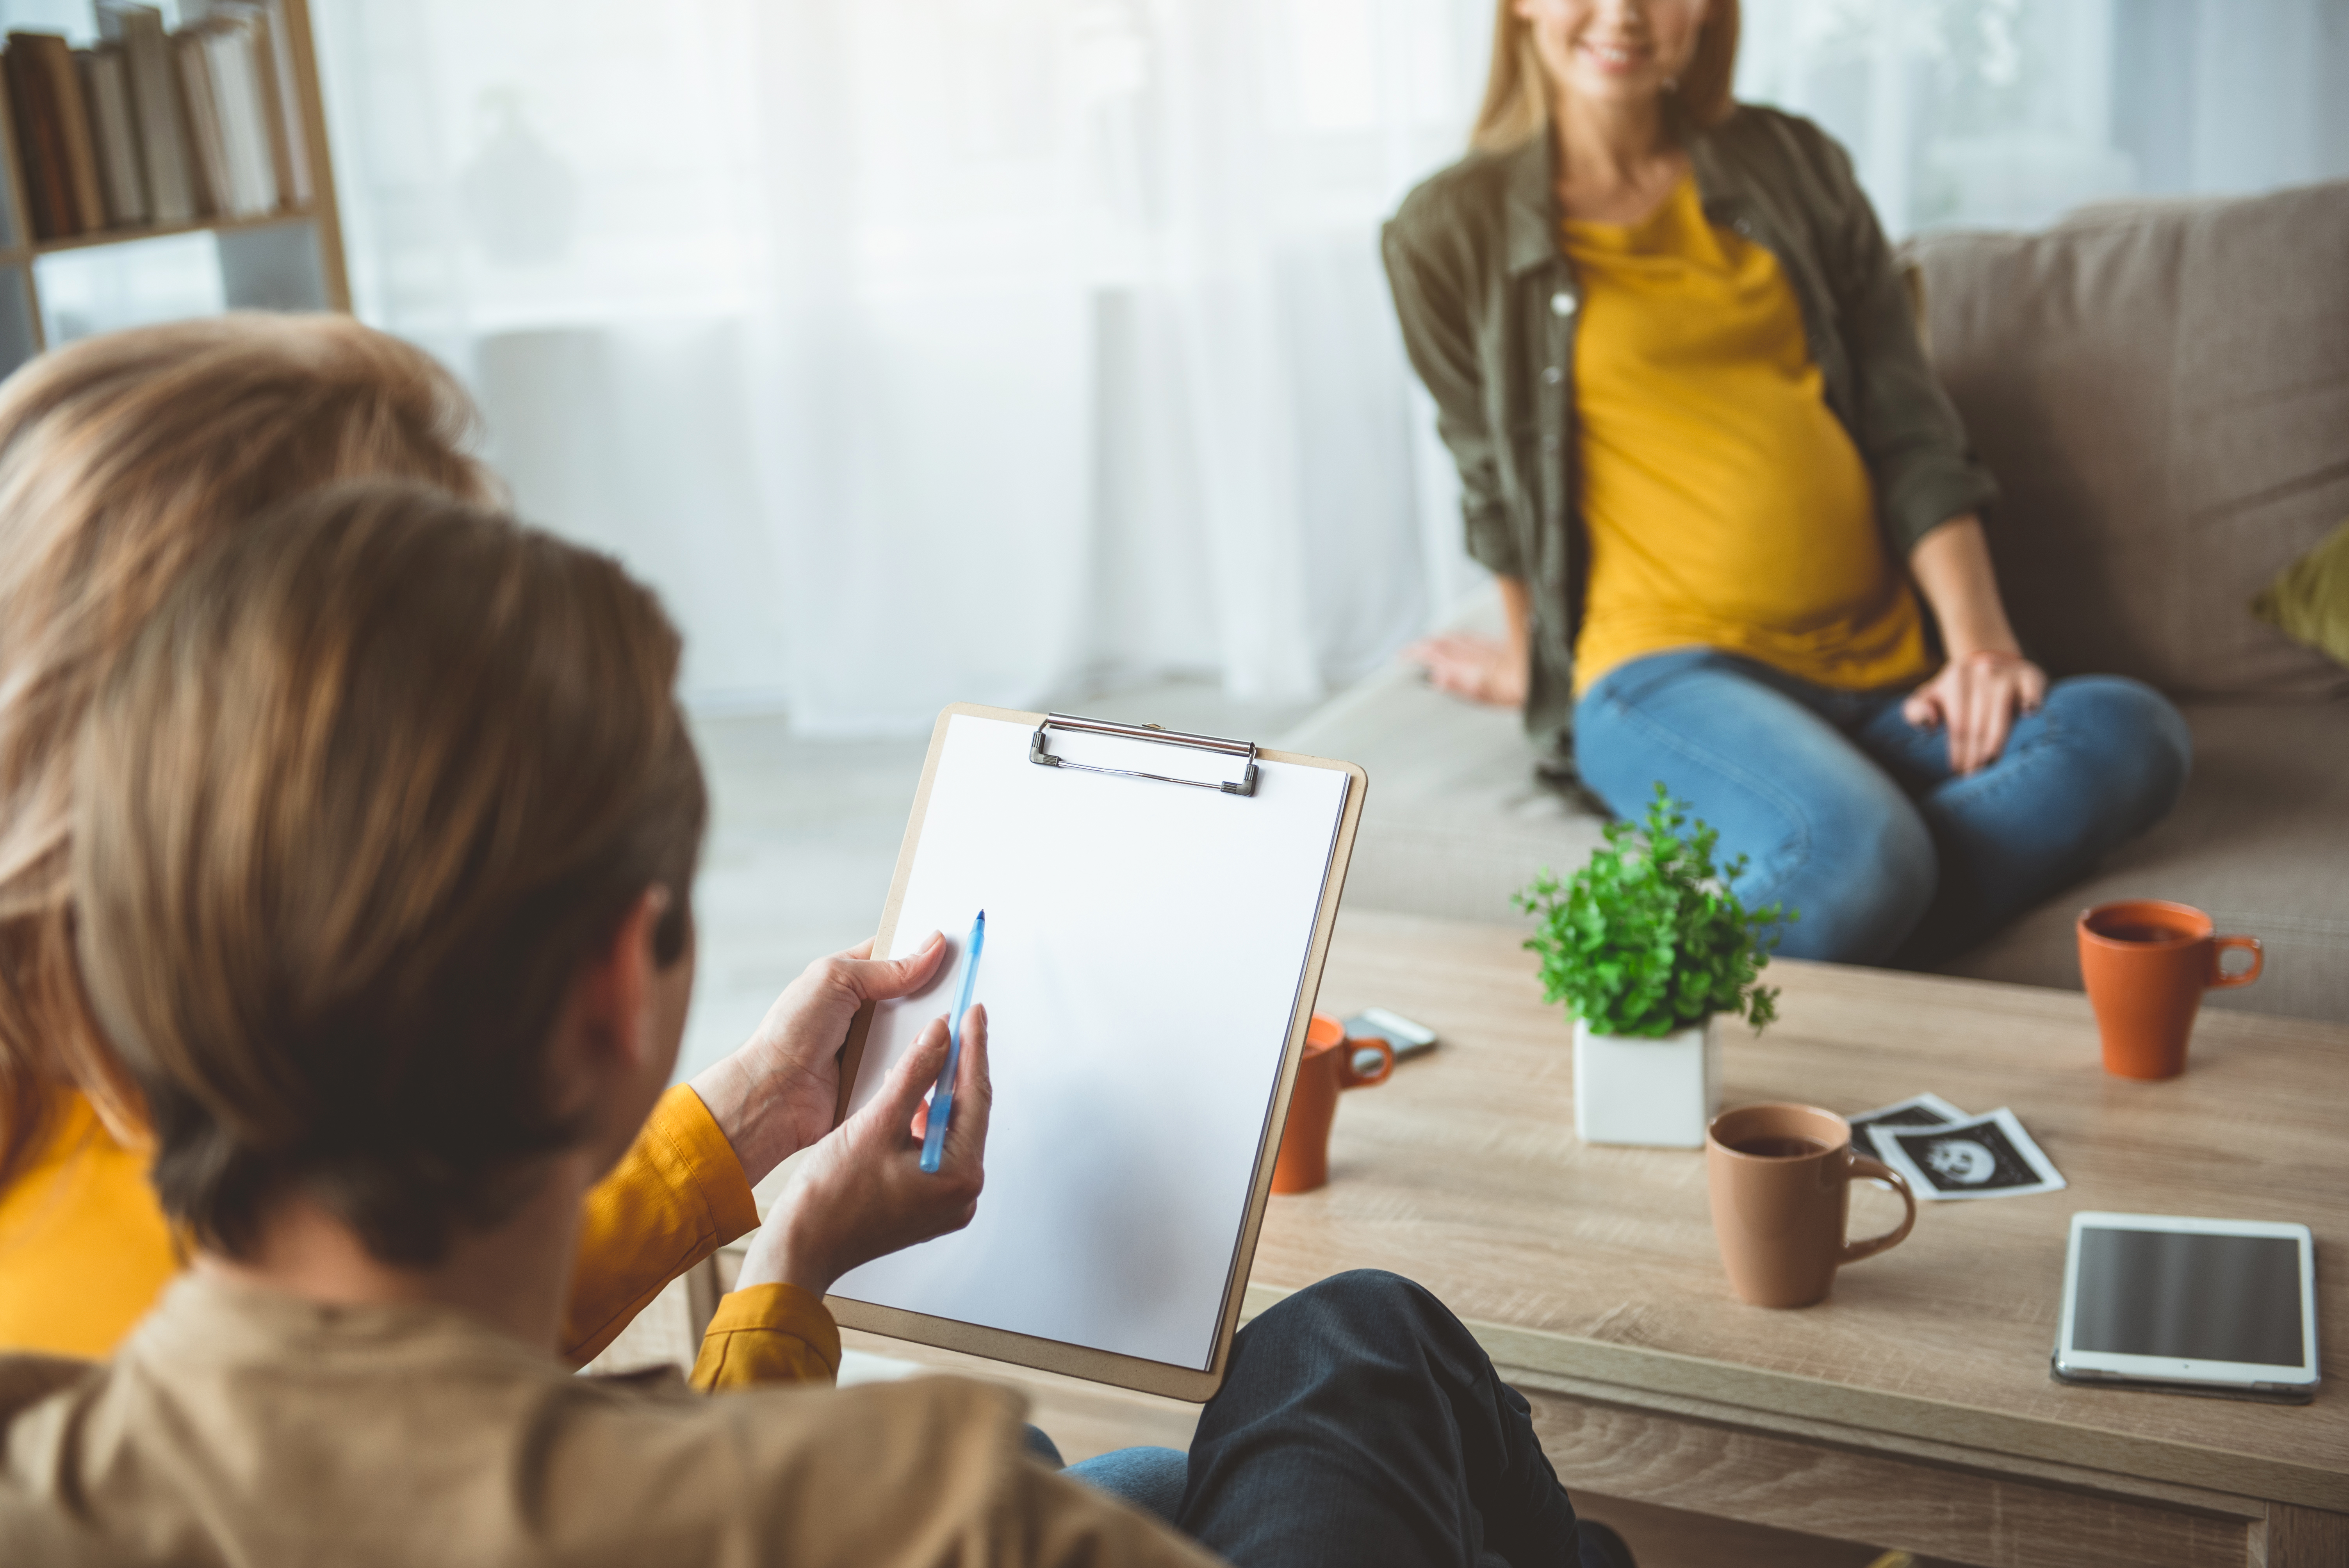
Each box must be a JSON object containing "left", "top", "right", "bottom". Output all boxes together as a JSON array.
[
  {"left": 0, "top": 1082, "right": 795, "bottom": 1377},
  {"left": 1563, "top": 173, "right": 1930, "bottom": 695}
]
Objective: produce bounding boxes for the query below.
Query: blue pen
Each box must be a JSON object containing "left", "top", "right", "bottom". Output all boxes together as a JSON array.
[{"left": 920, "top": 910, "right": 985, "bottom": 1174}]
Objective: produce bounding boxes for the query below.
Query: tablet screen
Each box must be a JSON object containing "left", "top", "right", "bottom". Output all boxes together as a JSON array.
[{"left": 2071, "top": 1226, "right": 2305, "bottom": 1367}]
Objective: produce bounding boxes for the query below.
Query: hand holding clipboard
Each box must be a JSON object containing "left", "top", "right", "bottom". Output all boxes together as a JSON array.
[{"left": 731, "top": 961, "right": 995, "bottom": 1300}]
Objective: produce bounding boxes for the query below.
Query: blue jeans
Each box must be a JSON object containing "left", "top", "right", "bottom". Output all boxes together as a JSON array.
[
  {"left": 1572, "top": 649, "right": 2192, "bottom": 964},
  {"left": 1043, "top": 1271, "right": 1630, "bottom": 1567}
]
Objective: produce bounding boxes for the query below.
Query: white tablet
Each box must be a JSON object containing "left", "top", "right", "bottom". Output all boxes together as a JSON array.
[{"left": 2052, "top": 1212, "right": 2319, "bottom": 1403}]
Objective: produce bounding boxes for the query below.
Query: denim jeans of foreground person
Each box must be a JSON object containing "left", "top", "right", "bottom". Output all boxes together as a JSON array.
[
  {"left": 1573, "top": 648, "right": 2192, "bottom": 966},
  {"left": 1039, "top": 1270, "right": 1632, "bottom": 1568}
]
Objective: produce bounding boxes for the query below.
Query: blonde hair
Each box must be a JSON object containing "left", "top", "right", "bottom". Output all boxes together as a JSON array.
[
  {"left": 1470, "top": 0, "right": 1742, "bottom": 153},
  {"left": 0, "top": 314, "right": 494, "bottom": 1191},
  {"left": 77, "top": 483, "right": 704, "bottom": 1263}
]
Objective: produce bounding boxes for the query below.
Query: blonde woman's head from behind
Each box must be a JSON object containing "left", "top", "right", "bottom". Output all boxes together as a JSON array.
[{"left": 0, "top": 313, "right": 496, "bottom": 1174}]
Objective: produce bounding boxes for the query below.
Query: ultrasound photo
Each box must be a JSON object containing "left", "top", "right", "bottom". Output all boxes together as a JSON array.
[{"left": 1866, "top": 1108, "right": 2066, "bottom": 1201}]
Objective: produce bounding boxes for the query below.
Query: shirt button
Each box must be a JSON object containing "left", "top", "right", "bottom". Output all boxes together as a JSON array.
[
  {"left": 1549, "top": 291, "right": 1578, "bottom": 316},
  {"left": 1542, "top": 366, "right": 1563, "bottom": 385},
  {"left": 1733, "top": 218, "right": 1755, "bottom": 237}
]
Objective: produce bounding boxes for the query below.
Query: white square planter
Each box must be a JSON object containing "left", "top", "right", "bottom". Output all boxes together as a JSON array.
[{"left": 1573, "top": 1016, "right": 1719, "bottom": 1148}]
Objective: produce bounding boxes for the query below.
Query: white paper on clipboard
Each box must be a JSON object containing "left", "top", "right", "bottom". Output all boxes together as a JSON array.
[{"left": 832, "top": 712, "right": 1351, "bottom": 1370}]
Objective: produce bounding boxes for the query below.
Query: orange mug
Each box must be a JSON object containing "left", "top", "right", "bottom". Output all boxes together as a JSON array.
[
  {"left": 2077, "top": 900, "right": 2262, "bottom": 1080},
  {"left": 1705, "top": 1103, "right": 1916, "bottom": 1308},
  {"left": 1271, "top": 1013, "right": 1393, "bottom": 1194}
]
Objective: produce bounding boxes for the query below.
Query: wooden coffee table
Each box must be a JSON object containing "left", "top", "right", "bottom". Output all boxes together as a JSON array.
[{"left": 1240, "top": 910, "right": 2347, "bottom": 1567}]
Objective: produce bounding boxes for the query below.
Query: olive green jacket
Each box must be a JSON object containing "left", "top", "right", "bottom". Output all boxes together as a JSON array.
[{"left": 1381, "top": 104, "right": 1998, "bottom": 749}]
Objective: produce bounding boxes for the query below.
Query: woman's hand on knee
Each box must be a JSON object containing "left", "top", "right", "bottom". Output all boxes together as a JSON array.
[
  {"left": 1404, "top": 633, "right": 1528, "bottom": 709},
  {"left": 1902, "top": 650, "right": 2048, "bottom": 774}
]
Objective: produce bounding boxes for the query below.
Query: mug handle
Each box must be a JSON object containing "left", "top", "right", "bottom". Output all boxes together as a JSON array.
[
  {"left": 2208, "top": 934, "right": 2263, "bottom": 990},
  {"left": 1339, "top": 1037, "right": 1394, "bottom": 1088},
  {"left": 1840, "top": 1153, "right": 1917, "bottom": 1265}
]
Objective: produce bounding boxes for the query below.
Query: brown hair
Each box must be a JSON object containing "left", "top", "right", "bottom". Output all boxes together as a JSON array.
[
  {"left": 74, "top": 482, "right": 706, "bottom": 1265},
  {"left": 0, "top": 314, "right": 494, "bottom": 1194},
  {"left": 1470, "top": 0, "right": 1741, "bottom": 153}
]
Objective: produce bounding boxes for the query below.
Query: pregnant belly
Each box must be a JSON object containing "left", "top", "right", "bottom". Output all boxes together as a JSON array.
[{"left": 1578, "top": 406, "right": 1893, "bottom": 634}]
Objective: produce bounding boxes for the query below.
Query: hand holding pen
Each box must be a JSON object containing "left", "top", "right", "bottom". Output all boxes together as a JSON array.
[{"left": 733, "top": 974, "right": 992, "bottom": 1299}]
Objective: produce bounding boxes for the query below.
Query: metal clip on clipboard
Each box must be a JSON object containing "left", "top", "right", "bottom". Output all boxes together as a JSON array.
[{"left": 1028, "top": 711, "right": 1260, "bottom": 797}]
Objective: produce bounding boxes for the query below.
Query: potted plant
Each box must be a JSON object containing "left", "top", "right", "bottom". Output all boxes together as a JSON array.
[{"left": 1516, "top": 784, "right": 1794, "bottom": 1148}]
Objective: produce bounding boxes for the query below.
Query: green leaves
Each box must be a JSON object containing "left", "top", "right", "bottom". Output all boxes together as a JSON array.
[{"left": 1514, "top": 783, "right": 1795, "bottom": 1038}]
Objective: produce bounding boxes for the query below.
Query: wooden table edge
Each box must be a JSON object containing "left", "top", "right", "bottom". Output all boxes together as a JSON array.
[
  {"left": 1492, "top": 1364, "right": 2273, "bottom": 1520},
  {"left": 1241, "top": 1282, "right": 2349, "bottom": 1512}
]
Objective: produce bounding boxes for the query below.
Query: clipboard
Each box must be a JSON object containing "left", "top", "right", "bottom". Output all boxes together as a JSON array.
[{"left": 825, "top": 702, "right": 1367, "bottom": 1401}]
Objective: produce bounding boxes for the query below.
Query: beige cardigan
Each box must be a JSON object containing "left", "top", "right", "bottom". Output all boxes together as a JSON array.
[{"left": 0, "top": 1272, "right": 1221, "bottom": 1567}]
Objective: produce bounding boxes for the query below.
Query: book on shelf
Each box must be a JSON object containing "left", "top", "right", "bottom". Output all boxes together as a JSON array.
[
  {"left": 3, "top": 2, "right": 311, "bottom": 248},
  {"left": 4, "top": 32, "right": 108, "bottom": 239},
  {"left": 205, "top": 16, "right": 277, "bottom": 217},
  {"left": 257, "top": 0, "right": 312, "bottom": 205},
  {"left": 80, "top": 45, "right": 148, "bottom": 226},
  {"left": 98, "top": 2, "right": 194, "bottom": 225},
  {"left": 6, "top": 36, "right": 76, "bottom": 238},
  {"left": 211, "top": 2, "right": 307, "bottom": 208},
  {"left": 39, "top": 35, "right": 108, "bottom": 233},
  {"left": 4, "top": 35, "right": 70, "bottom": 239},
  {"left": 171, "top": 26, "right": 228, "bottom": 218}
]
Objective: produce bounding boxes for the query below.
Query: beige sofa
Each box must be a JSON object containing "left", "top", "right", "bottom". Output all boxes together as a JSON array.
[{"left": 1281, "top": 179, "right": 2349, "bottom": 1024}]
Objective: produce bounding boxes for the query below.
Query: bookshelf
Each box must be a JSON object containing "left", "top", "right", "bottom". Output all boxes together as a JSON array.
[{"left": 0, "top": 0, "right": 347, "bottom": 380}]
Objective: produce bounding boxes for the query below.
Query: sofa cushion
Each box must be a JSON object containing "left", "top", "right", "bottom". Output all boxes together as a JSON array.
[
  {"left": 1277, "top": 608, "right": 1608, "bottom": 927},
  {"left": 1905, "top": 181, "right": 2349, "bottom": 700},
  {"left": 2252, "top": 515, "right": 2349, "bottom": 668}
]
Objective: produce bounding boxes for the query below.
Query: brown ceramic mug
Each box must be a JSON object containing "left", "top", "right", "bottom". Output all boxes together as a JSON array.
[
  {"left": 1705, "top": 1103, "right": 1917, "bottom": 1308},
  {"left": 2077, "top": 900, "right": 2262, "bottom": 1081},
  {"left": 1271, "top": 1013, "right": 1394, "bottom": 1194}
]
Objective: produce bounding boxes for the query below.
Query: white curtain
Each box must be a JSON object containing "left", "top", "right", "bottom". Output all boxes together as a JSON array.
[{"left": 308, "top": 0, "right": 2349, "bottom": 729}]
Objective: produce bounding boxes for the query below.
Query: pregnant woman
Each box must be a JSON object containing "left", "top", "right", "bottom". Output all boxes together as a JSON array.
[{"left": 1385, "top": 0, "right": 2190, "bottom": 963}]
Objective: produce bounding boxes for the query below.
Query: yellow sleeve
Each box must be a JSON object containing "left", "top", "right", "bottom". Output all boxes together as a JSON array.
[
  {"left": 0, "top": 1090, "right": 180, "bottom": 1359},
  {"left": 689, "top": 1283, "right": 841, "bottom": 1391},
  {"left": 561, "top": 1083, "right": 760, "bottom": 1366}
]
